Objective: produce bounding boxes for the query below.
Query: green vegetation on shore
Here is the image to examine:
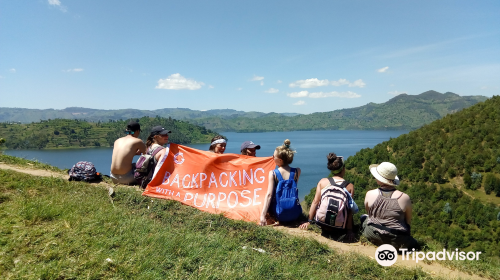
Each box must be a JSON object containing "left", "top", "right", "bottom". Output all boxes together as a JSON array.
[
  {"left": 303, "top": 96, "right": 500, "bottom": 275},
  {"left": 0, "top": 91, "right": 487, "bottom": 133},
  {"left": 0, "top": 116, "right": 220, "bottom": 149},
  {"left": 190, "top": 91, "right": 487, "bottom": 132},
  {"left": 0, "top": 169, "right": 434, "bottom": 279}
]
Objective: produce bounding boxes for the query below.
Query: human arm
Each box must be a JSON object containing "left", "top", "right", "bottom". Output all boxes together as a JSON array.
[
  {"left": 403, "top": 194, "right": 412, "bottom": 226},
  {"left": 299, "top": 181, "right": 322, "bottom": 230},
  {"left": 135, "top": 141, "right": 147, "bottom": 155},
  {"left": 259, "top": 171, "right": 276, "bottom": 226},
  {"left": 295, "top": 168, "right": 301, "bottom": 183},
  {"left": 155, "top": 148, "right": 166, "bottom": 162}
]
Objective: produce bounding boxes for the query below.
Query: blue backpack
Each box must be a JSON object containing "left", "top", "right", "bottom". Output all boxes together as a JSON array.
[{"left": 273, "top": 168, "right": 302, "bottom": 222}]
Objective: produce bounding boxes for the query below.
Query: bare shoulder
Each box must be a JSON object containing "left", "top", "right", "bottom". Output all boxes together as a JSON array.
[
  {"left": 365, "top": 189, "right": 379, "bottom": 196},
  {"left": 399, "top": 192, "right": 411, "bottom": 202}
]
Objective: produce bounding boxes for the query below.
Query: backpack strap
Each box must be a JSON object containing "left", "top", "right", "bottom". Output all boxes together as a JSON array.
[
  {"left": 289, "top": 168, "right": 296, "bottom": 182},
  {"left": 151, "top": 146, "right": 164, "bottom": 157},
  {"left": 274, "top": 168, "right": 284, "bottom": 182},
  {"left": 327, "top": 177, "right": 349, "bottom": 188}
]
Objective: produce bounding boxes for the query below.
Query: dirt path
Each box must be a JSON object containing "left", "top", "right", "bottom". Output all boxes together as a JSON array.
[
  {"left": 276, "top": 227, "right": 484, "bottom": 279},
  {"left": 0, "top": 163, "right": 487, "bottom": 279}
]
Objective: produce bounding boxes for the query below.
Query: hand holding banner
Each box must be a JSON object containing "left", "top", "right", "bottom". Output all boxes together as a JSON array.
[{"left": 143, "top": 144, "right": 275, "bottom": 222}]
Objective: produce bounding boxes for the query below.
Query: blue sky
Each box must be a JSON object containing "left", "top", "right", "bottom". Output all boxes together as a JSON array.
[{"left": 1, "top": 0, "right": 499, "bottom": 114}]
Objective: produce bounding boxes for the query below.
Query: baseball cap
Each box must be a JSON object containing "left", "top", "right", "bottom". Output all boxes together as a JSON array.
[
  {"left": 126, "top": 121, "right": 141, "bottom": 132},
  {"left": 240, "top": 141, "right": 261, "bottom": 152},
  {"left": 151, "top": 125, "right": 172, "bottom": 135}
]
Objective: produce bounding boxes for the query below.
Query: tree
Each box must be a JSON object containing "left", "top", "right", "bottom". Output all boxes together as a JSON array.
[{"left": 463, "top": 172, "right": 472, "bottom": 189}]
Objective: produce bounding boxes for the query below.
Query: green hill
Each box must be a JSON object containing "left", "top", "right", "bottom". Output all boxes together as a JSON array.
[
  {"left": 0, "top": 116, "right": 220, "bottom": 149},
  {"left": 0, "top": 107, "right": 297, "bottom": 123},
  {"left": 309, "top": 96, "right": 500, "bottom": 263},
  {"left": 190, "top": 91, "right": 487, "bottom": 132}
]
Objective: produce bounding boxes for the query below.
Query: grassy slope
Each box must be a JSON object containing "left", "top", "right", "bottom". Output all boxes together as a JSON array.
[{"left": 0, "top": 168, "right": 436, "bottom": 279}]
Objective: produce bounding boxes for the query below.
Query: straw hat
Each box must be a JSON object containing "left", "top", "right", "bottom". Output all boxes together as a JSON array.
[{"left": 369, "top": 162, "right": 400, "bottom": 187}]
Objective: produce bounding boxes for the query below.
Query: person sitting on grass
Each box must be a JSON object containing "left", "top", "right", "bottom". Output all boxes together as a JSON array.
[
  {"left": 259, "top": 139, "right": 302, "bottom": 226},
  {"left": 110, "top": 121, "right": 146, "bottom": 185},
  {"left": 361, "top": 162, "right": 418, "bottom": 250},
  {"left": 208, "top": 135, "right": 226, "bottom": 154},
  {"left": 299, "top": 153, "right": 356, "bottom": 242},
  {"left": 240, "top": 141, "right": 261, "bottom": 157}
]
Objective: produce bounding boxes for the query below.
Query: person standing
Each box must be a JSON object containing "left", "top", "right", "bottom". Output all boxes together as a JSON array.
[
  {"left": 240, "top": 141, "right": 261, "bottom": 157},
  {"left": 110, "top": 121, "right": 146, "bottom": 185}
]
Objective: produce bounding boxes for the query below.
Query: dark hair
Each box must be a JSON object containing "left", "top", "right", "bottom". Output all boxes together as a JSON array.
[
  {"left": 209, "top": 135, "right": 225, "bottom": 152},
  {"left": 327, "top": 152, "right": 344, "bottom": 171},
  {"left": 241, "top": 149, "right": 248, "bottom": 155},
  {"left": 275, "top": 139, "right": 296, "bottom": 165}
]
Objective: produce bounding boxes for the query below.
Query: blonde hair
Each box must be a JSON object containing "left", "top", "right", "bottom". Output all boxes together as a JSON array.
[{"left": 275, "top": 139, "right": 296, "bottom": 165}]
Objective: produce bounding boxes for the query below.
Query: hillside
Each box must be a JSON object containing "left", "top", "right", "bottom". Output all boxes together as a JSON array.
[
  {"left": 0, "top": 161, "right": 439, "bottom": 279},
  {"left": 305, "top": 96, "right": 500, "bottom": 264},
  {"left": 0, "top": 107, "right": 298, "bottom": 123},
  {"left": 191, "top": 91, "right": 487, "bottom": 132},
  {"left": 0, "top": 116, "right": 220, "bottom": 149}
]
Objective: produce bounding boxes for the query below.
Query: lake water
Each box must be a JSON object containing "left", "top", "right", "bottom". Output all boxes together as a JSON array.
[{"left": 4, "top": 130, "right": 408, "bottom": 200}]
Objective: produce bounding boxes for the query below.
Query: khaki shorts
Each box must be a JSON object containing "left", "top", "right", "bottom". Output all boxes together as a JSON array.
[{"left": 110, "top": 165, "right": 137, "bottom": 185}]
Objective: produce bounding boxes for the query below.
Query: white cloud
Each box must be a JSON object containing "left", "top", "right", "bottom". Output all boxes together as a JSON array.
[
  {"left": 308, "top": 91, "right": 361, "bottom": 98},
  {"left": 208, "top": 85, "right": 214, "bottom": 89},
  {"left": 9, "top": 68, "right": 16, "bottom": 73},
  {"left": 290, "top": 78, "right": 366, "bottom": 88},
  {"left": 330, "top": 79, "right": 349, "bottom": 86},
  {"left": 348, "top": 79, "right": 366, "bottom": 88},
  {"left": 277, "top": 80, "right": 282, "bottom": 84},
  {"left": 260, "top": 80, "right": 264, "bottom": 86},
  {"left": 236, "top": 87, "right": 243, "bottom": 91},
  {"left": 388, "top": 90, "right": 406, "bottom": 96},
  {"left": 265, "top": 88, "right": 279, "bottom": 93},
  {"left": 377, "top": 66, "right": 389, "bottom": 73},
  {"left": 63, "top": 68, "right": 84, "bottom": 72},
  {"left": 251, "top": 75, "right": 264, "bottom": 81},
  {"left": 289, "top": 78, "right": 330, "bottom": 88},
  {"left": 480, "top": 86, "right": 488, "bottom": 90},
  {"left": 48, "top": 0, "right": 67, "bottom": 12},
  {"left": 155, "top": 73, "right": 204, "bottom": 90},
  {"left": 288, "top": 90, "right": 361, "bottom": 99},
  {"left": 293, "top": 100, "right": 305, "bottom": 106},
  {"left": 287, "top": 91, "right": 309, "bottom": 98}
]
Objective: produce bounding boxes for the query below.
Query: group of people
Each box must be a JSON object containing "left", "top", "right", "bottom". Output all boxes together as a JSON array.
[{"left": 110, "top": 121, "right": 417, "bottom": 250}]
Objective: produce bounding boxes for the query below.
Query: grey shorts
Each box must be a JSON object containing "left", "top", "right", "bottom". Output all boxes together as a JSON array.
[{"left": 110, "top": 165, "right": 137, "bottom": 185}]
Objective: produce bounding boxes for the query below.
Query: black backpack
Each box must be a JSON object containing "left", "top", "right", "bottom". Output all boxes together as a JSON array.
[{"left": 68, "top": 161, "right": 102, "bottom": 182}]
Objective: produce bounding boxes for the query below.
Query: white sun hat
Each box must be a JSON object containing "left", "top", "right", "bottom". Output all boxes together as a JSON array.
[{"left": 369, "top": 162, "right": 400, "bottom": 187}]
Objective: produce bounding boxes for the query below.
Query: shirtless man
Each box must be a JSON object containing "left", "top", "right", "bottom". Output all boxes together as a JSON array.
[{"left": 110, "top": 121, "right": 146, "bottom": 184}]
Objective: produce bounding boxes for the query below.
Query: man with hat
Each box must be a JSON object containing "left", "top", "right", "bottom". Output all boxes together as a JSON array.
[
  {"left": 110, "top": 121, "right": 147, "bottom": 185},
  {"left": 240, "top": 141, "right": 261, "bottom": 157}
]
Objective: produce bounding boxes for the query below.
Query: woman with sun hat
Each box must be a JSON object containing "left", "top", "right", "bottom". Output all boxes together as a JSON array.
[{"left": 361, "top": 162, "right": 418, "bottom": 249}]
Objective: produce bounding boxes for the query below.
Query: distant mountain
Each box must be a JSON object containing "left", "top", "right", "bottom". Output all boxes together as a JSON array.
[
  {"left": 189, "top": 91, "right": 488, "bottom": 132},
  {"left": 0, "top": 91, "right": 486, "bottom": 132},
  {"left": 0, "top": 107, "right": 299, "bottom": 123}
]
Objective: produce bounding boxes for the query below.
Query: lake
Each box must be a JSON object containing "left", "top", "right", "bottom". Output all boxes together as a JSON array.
[{"left": 4, "top": 130, "right": 408, "bottom": 200}]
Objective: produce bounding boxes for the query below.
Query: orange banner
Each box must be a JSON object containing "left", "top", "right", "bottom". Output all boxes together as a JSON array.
[{"left": 142, "top": 144, "right": 275, "bottom": 222}]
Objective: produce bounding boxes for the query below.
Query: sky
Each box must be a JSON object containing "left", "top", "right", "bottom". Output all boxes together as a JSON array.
[{"left": 1, "top": 0, "right": 499, "bottom": 114}]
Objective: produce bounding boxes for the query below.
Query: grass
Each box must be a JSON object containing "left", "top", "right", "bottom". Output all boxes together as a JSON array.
[
  {"left": 0, "top": 169, "right": 438, "bottom": 279},
  {"left": 0, "top": 154, "right": 64, "bottom": 173}
]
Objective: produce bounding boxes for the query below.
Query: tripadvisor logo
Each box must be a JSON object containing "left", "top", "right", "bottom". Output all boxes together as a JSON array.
[{"left": 375, "top": 244, "right": 482, "bottom": 266}]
